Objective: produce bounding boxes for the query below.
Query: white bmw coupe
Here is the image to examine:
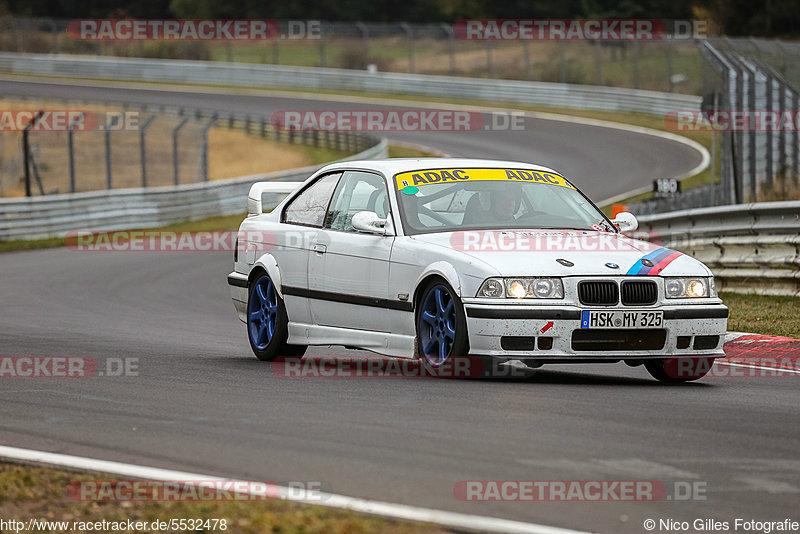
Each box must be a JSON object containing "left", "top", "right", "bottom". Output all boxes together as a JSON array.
[{"left": 228, "top": 159, "right": 728, "bottom": 382}]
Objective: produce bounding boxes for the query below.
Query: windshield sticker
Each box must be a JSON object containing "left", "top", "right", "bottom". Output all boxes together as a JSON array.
[{"left": 394, "top": 168, "right": 575, "bottom": 190}]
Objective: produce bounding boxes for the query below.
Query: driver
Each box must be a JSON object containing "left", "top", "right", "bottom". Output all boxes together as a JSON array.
[
  {"left": 489, "top": 189, "right": 519, "bottom": 223},
  {"left": 463, "top": 184, "right": 522, "bottom": 225}
]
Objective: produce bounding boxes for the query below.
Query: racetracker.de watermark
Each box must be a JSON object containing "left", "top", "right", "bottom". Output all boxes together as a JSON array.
[
  {"left": 448, "top": 231, "right": 663, "bottom": 253},
  {"left": 271, "top": 110, "right": 524, "bottom": 132},
  {"left": 269, "top": 355, "right": 532, "bottom": 379},
  {"left": 0, "top": 357, "right": 138, "bottom": 378},
  {"left": 666, "top": 110, "right": 800, "bottom": 132},
  {"left": 454, "top": 480, "right": 707, "bottom": 501},
  {"left": 67, "top": 20, "right": 321, "bottom": 41},
  {"left": 454, "top": 19, "right": 708, "bottom": 41},
  {"left": 68, "top": 480, "right": 323, "bottom": 502},
  {"left": 0, "top": 110, "right": 140, "bottom": 132},
  {"left": 65, "top": 230, "right": 275, "bottom": 252}
]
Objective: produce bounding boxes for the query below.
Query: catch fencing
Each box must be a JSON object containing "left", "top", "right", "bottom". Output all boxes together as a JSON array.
[
  {"left": 629, "top": 39, "right": 800, "bottom": 214},
  {"left": 0, "top": 92, "right": 378, "bottom": 198},
  {"left": 0, "top": 137, "right": 386, "bottom": 240},
  {"left": 3, "top": 18, "right": 800, "bottom": 96}
]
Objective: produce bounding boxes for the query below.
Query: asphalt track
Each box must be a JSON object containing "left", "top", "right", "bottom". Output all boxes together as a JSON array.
[{"left": 1, "top": 78, "right": 798, "bottom": 533}]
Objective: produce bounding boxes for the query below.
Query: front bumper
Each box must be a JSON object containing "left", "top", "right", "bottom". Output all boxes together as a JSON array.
[
  {"left": 464, "top": 303, "right": 728, "bottom": 360},
  {"left": 228, "top": 271, "right": 249, "bottom": 322}
]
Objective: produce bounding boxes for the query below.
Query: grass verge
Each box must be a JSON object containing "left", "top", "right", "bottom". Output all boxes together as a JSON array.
[
  {"left": 387, "top": 144, "right": 441, "bottom": 158},
  {"left": 721, "top": 292, "right": 800, "bottom": 338},
  {"left": 0, "top": 462, "right": 446, "bottom": 534}
]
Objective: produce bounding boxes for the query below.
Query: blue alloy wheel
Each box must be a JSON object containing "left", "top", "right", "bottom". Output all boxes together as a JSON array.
[
  {"left": 249, "top": 275, "right": 278, "bottom": 351},
  {"left": 418, "top": 284, "right": 458, "bottom": 365}
]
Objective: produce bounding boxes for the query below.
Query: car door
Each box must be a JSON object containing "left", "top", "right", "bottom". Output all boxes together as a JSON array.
[
  {"left": 307, "top": 170, "right": 394, "bottom": 332},
  {"left": 277, "top": 172, "right": 342, "bottom": 325}
]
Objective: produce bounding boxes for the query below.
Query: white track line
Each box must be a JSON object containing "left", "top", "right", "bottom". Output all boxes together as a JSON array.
[{"left": 0, "top": 445, "right": 588, "bottom": 534}]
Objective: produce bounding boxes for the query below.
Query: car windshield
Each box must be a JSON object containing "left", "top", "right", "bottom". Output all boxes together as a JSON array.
[{"left": 394, "top": 167, "right": 614, "bottom": 234}]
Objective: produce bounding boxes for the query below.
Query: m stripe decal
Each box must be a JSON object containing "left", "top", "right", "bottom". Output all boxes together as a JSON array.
[{"left": 627, "top": 247, "right": 684, "bottom": 275}]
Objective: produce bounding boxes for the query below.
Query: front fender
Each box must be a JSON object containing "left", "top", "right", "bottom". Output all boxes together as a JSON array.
[{"left": 416, "top": 261, "right": 463, "bottom": 297}]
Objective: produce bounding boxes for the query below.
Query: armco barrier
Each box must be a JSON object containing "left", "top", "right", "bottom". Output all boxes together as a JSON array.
[
  {"left": 637, "top": 201, "right": 800, "bottom": 296},
  {"left": 0, "top": 138, "right": 387, "bottom": 240},
  {"left": 0, "top": 53, "right": 700, "bottom": 116}
]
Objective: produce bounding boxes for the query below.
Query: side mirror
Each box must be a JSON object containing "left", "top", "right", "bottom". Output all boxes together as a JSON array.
[
  {"left": 351, "top": 211, "right": 388, "bottom": 235},
  {"left": 611, "top": 211, "right": 638, "bottom": 233}
]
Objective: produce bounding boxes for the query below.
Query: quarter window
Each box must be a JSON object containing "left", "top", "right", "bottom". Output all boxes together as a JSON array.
[{"left": 283, "top": 173, "right": 341, "bottom": 227}]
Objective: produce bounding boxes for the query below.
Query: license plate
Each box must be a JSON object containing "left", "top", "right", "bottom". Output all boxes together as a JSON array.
[{"left": 580, "top": 310, "right": 663, "bottom": 329}]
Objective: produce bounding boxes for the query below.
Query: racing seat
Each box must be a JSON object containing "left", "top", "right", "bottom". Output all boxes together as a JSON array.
[{"left": 462, "top": 192, "right": 492, "bottom": 226}]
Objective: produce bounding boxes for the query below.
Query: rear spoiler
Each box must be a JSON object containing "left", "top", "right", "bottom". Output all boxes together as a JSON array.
[{"left": 247, "top": 182, "right": 303, "bottom": 216}]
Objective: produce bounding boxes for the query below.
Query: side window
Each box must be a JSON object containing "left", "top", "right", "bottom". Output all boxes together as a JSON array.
[
  {"left": 283, "top": 172, "right": 341, "bottom": 227},
  {"left": 325, "top": 171, "right": 388, "bottom": 232}
]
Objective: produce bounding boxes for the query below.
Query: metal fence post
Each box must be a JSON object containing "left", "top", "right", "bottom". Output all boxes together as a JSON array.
[
  {"left": 400, "top": 23, "right": 415, "bottom": 73},
  {"left": 105, "top": 114, "right": 120, "bottom": 190},
  {"left": 765, "top": 71, "right": 774, "bottom": 190},
  {"left": 22, "top": 122, "right": 32, "bottom": 197},
  {"left": 486, "top": 40, "right": 494, "bottom": 78},
  {"left": 745, "top": 63, "right": 757, "bottom": 201},
  {"left": 593, "top": 40, "right": 603, "bottom": 85},
  {"left": 319, "top": 26, "right": 326, "bottom": 67},
  {"left": 777, "top": 79, "right": 787, "bottom": 181},
  {"left": 632, "top": 41, "right": 640, "bottom": 89},
  {"left": 793, "top": 92, "right": 799, "bottom": 182},
  {"left": 172, "top": 117, "right": 189, "bottom": 186},
  {"left": 667, "top": 40, "right": 674, "bottom": 92},
  {"left": 710, "top": 92, "right": 718, "bottom": 206},
  {"left": 139, "top": 115, "right": 156, "bottom": 187},
  {"left": 66, "top": 113, "right": 86, "bottom": 194},
  {"left": 200, "top": 117, "right": 218, "bottom": 182},
  {"left": 356, "top": 23, "right": 370, "bottom": 63},
  {"left": 441, "top": 23, "right": 455, "bottom": 75}
]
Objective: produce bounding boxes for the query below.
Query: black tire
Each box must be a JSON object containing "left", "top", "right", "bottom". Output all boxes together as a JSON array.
[
  {"left": 247, "top": 271, "right": 307, "bottom": 361},
  {"left": 415, "top": 279, "right": 471, "bottom": 378},
  {"left": 645, "top": 357, "right": 715, "bottom": 382}
]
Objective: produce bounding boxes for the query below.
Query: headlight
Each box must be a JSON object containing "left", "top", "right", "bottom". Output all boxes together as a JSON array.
[
  {"left": 664, "top": 277, "right": 712, "bottom": 298},
  {"left": 506, "top": 279, "right": 528, "bottom": 298},
  {"left": 478, "top": 278, "right": 504, "bottom": 298},
  {"left": 477, "top": 278, "right": 564, "bottom": 299}
]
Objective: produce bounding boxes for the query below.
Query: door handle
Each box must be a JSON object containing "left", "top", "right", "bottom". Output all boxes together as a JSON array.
[{"left": 313, "top": 243, "right": 327, "bottom": 254}]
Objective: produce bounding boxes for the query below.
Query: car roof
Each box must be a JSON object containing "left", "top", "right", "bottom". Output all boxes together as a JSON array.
[{"left": 317, "top": 158, "right": 563, "bottom": 177}]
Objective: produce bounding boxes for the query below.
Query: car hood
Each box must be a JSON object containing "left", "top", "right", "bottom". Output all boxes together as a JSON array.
[{"left": 410, "top": 229, "right": 710, "bottom": 277}]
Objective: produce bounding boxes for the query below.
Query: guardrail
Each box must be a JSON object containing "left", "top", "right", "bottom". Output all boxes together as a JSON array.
[
  {"left": 0, "top": 138, "right": 387, "bottom": 240},
  {"left": 637, "top": 201, "right": 800, "bottom": 296},
  {"left": 0, "top": 53, "right": 700, "bottom": 116}
]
